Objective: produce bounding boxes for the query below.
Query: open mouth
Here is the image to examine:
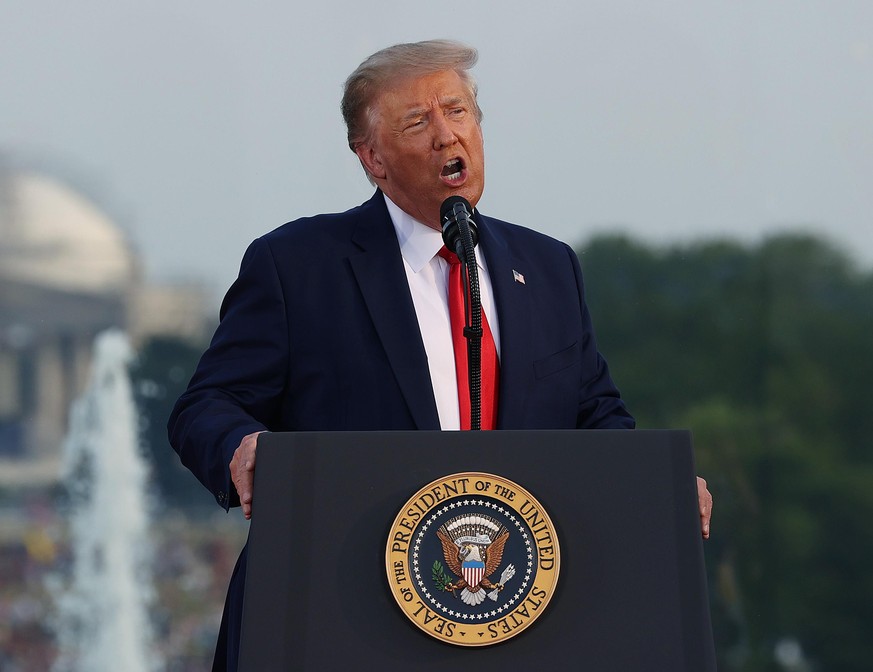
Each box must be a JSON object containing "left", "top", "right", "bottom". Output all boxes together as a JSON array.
[{"left": 440, "top": 158, "right": 464, "bottom": 181}]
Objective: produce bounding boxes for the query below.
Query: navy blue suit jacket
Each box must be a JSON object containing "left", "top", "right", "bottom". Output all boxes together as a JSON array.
[{"left": 168, "top": 191, "right": 633, "bottom": 670}]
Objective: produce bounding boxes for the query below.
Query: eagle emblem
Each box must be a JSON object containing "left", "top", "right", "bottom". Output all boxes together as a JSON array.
[
  {"left": 387, "top": 472, "right": 561, "bottom": 646},
  {"left": 436, "top": 514, "right": 516, "bottom": 606}
]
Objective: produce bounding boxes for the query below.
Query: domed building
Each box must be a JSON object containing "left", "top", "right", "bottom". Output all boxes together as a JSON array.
[
  {"left": 0, "top": 169, "right": 205, "bottom": 484},
  {"left": 0, "top": 171, "right": 138, "bottom": 296}
]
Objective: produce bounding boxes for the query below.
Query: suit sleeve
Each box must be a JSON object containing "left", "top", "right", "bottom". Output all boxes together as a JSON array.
[
  {"left": 566, "top": 244, "right": 636, "bottom": 430},
  {"left": 167, "top": 237, "right": 289, "bottom": 510}
]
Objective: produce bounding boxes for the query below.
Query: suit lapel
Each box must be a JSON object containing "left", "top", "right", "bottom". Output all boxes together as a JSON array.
[
  {"left": 348, "top": 193, "right": 441, "bottom": 430},
  {"left": 479, "top": 216, "right": 534, "bottom": 429}
]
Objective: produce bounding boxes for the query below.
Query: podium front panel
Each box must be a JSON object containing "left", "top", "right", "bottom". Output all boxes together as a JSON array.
[{"left": 240, "top": 429, "right": 715, "bottom": 671}]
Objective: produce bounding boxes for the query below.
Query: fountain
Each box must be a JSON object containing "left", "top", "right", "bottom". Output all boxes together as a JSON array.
[{"left": 50, "top": 330, "right": 161, "bottom": 672}]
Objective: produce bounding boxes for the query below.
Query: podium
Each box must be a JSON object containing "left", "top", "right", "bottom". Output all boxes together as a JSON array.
[{"left": 239, "top": 430, "right": 715, "bottom": 671}]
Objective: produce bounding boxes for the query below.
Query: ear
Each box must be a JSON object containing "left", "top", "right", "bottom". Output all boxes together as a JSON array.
[{"left": 355, "top": 142, "right": 387, "bottom": 180}]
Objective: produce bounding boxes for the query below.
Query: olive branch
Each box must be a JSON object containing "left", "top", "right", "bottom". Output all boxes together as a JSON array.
[{"left": 432, "top": 560, "right": 452, "bottom": 591}]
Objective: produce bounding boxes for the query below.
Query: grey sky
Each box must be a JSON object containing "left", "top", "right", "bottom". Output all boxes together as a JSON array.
[{"left": 1, "top": 1, "right": 871, "bottom": 301}]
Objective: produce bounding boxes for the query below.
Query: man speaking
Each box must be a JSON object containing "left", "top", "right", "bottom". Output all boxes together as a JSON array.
[{"left": 168, "top": 39, "right": 713, "bottom": 672}]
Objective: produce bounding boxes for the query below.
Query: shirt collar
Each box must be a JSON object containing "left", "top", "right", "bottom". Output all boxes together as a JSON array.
[
  {"left": 383, "top": 194, "right": 444, "bottom": 273},
  {"left": 383, "top": 193, "right": 484, "bottom": 273}
]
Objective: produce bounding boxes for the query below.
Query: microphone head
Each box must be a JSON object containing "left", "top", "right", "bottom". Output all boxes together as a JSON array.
[
  {"left": 440, "top": 196, "right": 478, "bottom": 257},
  {"left": 440, "top": 195, "right": 472, "bottom": 224}
]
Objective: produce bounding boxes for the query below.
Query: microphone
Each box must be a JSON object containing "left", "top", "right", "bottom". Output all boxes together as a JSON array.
[
  {"left": 440, "top": 196, "right": 478, "bottom": 260},
  {"left": 440, "top": 195, "right": 485, "bottom": 430}
]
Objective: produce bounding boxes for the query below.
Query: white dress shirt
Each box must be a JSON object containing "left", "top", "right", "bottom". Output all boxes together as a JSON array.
[{"left": 384, "top": 195, "right": 501, "bottom": 430}]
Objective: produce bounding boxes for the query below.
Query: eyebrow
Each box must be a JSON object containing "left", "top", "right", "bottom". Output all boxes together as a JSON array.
[
  {"left": 441, "top": 96, "right": 466, "bottom": 108},
  {"left": 401, "top": 108, "right": 429, "bottom": 124},
  {"left": 400, "top": 96, "right": 468, "bottom": 124}
]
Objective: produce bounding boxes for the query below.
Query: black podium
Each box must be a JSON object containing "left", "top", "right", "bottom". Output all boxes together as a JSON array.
[{"left": 239, "top": 430, "right": 715, "bottom": 671}]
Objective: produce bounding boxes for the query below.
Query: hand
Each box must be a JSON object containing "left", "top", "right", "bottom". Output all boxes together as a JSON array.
[
  {"left": 230, "top": 431, "right": 265, "bottom": 520},
  {"left": 697, "top": 476, "right": 713, "bottom": 539}
]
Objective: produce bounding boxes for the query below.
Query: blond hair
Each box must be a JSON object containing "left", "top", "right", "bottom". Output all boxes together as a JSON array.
[{"left": 341, "top": 39, "right": 482, "bottom": 152}]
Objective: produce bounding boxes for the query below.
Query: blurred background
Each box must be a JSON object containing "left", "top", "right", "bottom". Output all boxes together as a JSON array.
[{"left": 1, "top": 1, "right": 870, "bottom": 670}]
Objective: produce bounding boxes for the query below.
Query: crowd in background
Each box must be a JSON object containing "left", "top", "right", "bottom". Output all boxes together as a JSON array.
[{"left": 0, "top": 495, "right": 245, "bottom": 672}]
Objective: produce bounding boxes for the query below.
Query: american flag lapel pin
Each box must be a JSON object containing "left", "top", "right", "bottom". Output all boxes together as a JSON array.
[{"left": 512, "top": 269, "right": 525, "bottom": 284}]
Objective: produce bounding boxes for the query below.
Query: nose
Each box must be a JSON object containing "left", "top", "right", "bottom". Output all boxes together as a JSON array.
[{"left": 432, "top": 112, "right": 458, "bottom": 150}]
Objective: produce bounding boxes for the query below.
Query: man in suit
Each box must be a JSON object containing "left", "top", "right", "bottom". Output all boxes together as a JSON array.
[{"left": 169, "top": 39, "right": 713, "bottom": 671}]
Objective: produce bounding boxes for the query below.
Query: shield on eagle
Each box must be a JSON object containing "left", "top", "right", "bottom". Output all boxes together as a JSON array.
[{"left": 462, "top": 557, "right": 486, "bottom": 589}]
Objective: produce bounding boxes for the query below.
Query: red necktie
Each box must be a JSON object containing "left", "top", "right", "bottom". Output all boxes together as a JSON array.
[{"left": 438, "top": 246, "right": 499, "bottom": 430}]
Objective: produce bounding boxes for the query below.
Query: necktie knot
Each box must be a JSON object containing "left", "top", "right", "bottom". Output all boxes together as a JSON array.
[{"left": 437, "top": 246, "right": 460, "bottom": 265}]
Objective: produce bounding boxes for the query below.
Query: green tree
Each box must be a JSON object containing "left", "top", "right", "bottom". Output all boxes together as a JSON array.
[
  {"left": 131, "top": 335, "right": 213, "bottom": 510},
  {"left": 579, "top": 232, "right": 873, "bottom": 671}
]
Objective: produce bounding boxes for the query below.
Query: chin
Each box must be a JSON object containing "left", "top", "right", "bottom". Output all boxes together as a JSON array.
[
  {"left": 458, "top": 187, "right": 483, "bottom": 210},
  {"left": 445, "top": 179, "right": 482, "bottom": 201}
]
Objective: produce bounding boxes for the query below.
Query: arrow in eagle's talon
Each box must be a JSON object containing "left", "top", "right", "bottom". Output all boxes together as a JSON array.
[{"left": 499, "top": 564, "right": 516, "bottom": 584}]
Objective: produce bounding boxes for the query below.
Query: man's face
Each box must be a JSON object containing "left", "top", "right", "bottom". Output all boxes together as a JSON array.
[{"left": 356, "top": 70, "right": 485, "bottom": 230}]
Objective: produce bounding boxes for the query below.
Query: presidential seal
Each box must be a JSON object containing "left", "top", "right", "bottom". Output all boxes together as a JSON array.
[{"left": 385, "top": 472, "right": 560, "bottom": 646}]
